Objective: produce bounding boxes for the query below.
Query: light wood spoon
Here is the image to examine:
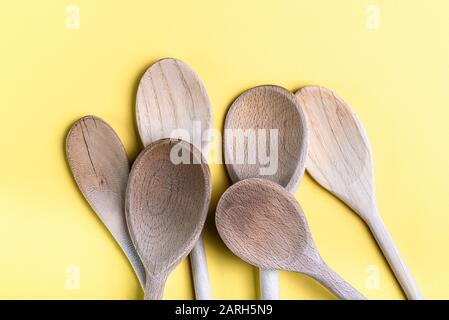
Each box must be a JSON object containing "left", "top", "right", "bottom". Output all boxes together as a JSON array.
[
  {"left": 295, "top": 86, "right": 422, "bottom": 299},
  {"left": 136, "top": 57, "right": 213, "bottom": 299},
  {"left": 66, "top": 115, "right": 145, "bottom": 287},
  {"left": 216, "top": 178, "right": 366, "bottom": 300},
  {"left": 125, "top": 139, "right": 211, "bottom": 300},
  {"left": 223, "top": 85, "right": 308, "bottom": 299}
]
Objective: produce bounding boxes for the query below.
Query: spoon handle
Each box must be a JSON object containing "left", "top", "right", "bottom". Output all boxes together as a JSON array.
[
  {"left": 367, "top": 214, "right": 423, "bottom": 300},
  {"left": 144, "top": 274, "right": 167, "bottom": 300},
  {"left": 190, "top": 235, "right": 212, "bottom": 299},
  {"left": 311, "top": 263, "right": 366, "bottom": 300},
  {"left": 115, "top": 233, "right": 146, "bottom": 288},
  {"left": 260, "top": 269, "right": 280, "bottom": 300}
]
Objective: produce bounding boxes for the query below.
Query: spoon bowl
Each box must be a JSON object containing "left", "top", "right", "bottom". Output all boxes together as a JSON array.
[
  {"left": 224, "top": 85, "right": 308, "bottom": 191},
  {"left": 216, "top": 178, "right": 312, "bottom": 271},
  {"left": 136, "top": 57, "right": 212, "bottom": 155},
  {"left": 126, "top": 139, "right": 211, "bottom": 300},
  {"left": 216, "top": 178, "right": 365, "bottom": 300},
  {"left": 295, "top": 86, "right": 373, "bottom": 218}
]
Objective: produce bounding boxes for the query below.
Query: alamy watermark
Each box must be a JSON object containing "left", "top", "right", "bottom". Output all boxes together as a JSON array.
[
  {"left": 168, "top": 121, "right": 279, "bottom": 176},
  {"left": 65, "top": 264, "right": 80, "bottom": 290},
  {"left": 66, "top": 4, "right": 80, "bottom": 30},
  {"left": 365, "top": 4, "right": 381, "bottom": 30},
  {"left": 365, "top": 264, "right": 381, "bottom": 290}
]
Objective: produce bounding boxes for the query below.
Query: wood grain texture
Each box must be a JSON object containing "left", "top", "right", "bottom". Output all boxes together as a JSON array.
[
  {"left": 295, "top": 86, "right": 375, "bottom": 220},
  {"left": 65, "top": 115, "right": 146, "bottom": 287},
  {"left": 223, "top": 85, "right": 309, "bottom": 299},
  {"left": 295, "top": 86, "right": 422, "bottom": 300},
  {"left": 136, "top": 57, "right": 213, "bottom": 155},
  {"left": 136, "top": 58, "right": 213, "bottom": 299},
  {"left": 224, "top": 85, "right": 308, "bottom": 192},
  {"left": 215, "top": 178, "right": 366, "bottom": 300},
  {"left": 125, "top": 139, "right": 211, "bottom": 300}
]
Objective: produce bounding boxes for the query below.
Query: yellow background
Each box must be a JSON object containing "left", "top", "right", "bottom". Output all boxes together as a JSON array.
[{"left": 0, "top": 0, "right": 448, "bottom": 299}]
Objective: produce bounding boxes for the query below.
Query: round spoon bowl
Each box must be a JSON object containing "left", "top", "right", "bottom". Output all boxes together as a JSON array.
[
  {"left": 136, "top": 58, "right": 213, "bottom": 155},
  {"left": 126, "top": 139, "right": 211, "bottom": 299},
  {"left": 126, "top": 139, "right": 210, "bottom": 273},
  {"left": 224, "top": 85, "right": 308, "bottom": 191},
  {"left": 216, "top": 178, "right": 312, "bottom": 271}
]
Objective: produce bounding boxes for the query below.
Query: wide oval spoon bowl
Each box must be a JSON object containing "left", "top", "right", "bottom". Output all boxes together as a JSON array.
[
  {"left": 216, "top": 178, "right": 365, "bottom": 300},
  {"left": 136, "top": 57, "right": 213, "bottom": 155},
  {"left": 66, "top": 115, "right": 145, "bottom": 287},
  {"left": 224, "top": 85, "right": 308, "bottom": 191},
  {"left": 223, "top": 85, "right": 308, "bottom": 299},
  {"left": 126, "top": 139, "right": 211, "bottom": 300},
  {"left": 136, "top": 58, "right": 213, "bottom": 299},
  {"left": 295, "top": 86, "right": 422, "bottom": 299}
]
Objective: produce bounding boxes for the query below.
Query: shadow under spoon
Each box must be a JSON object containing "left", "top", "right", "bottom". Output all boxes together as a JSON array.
[
  {"left": 66, "top": 115, "right": 145, "bottom": 287},
  {"left": 223, "top": 85, "right": 308, "bottom": 299},
  {"left": 125, "top": 139, "right": 211, "bottom": 300},
  {"left": 215, "top": 178, "right": 366, "bottom": 300},
  {"left": 295, "top": 86, "right": 422, "bottom": 299}
]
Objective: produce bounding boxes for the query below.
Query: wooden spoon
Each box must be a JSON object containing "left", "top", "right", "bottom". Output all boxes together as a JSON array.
[
  {"left": 216, "top": 178, "right": 366, "bottom": 300},
  {"left": 223, "top": 85, "right": 308, "bottom": 299},
  {"left": 136, "top": 58, "right": 213, "bottom": 299},
  {"left": 125, "top": 139, "right": 211, "bottom": 300},
  {"left": 295, "top": 86, "right": 422, "bottom": 299},
  {"left": 66, "top": 115, "right": 145, "bottom": 287}
]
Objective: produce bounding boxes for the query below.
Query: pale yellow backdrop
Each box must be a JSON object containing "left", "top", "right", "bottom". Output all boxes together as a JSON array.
[{"left": 0, "top": 0, "right": 447, "bottom": 299}]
